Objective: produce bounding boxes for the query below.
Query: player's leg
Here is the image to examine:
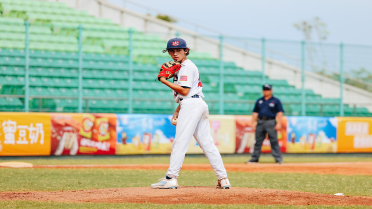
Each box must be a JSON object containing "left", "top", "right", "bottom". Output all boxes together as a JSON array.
[
  {"left": 249, "top": 120, "right": 266, "bottom": 162},
  {"left": 152, "top": 100, "right": 202, "bottom": 189},
  {"left": 166, "top": 99, "right": 203, "bottom": 177},
  {"left": 265, "top": 120, "right": 282, "bottom": 163},
  {"left": 193, "top": 100, "right": 230, "bottom": 189}
]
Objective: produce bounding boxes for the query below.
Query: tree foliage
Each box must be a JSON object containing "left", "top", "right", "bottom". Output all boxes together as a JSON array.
[{"left": 156, "top": 14, "right": 177, "bottom": 23}]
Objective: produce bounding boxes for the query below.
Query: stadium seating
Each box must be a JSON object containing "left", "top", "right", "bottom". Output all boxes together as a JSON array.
[{"left": 0, "top": 0, "right": 370, "bottom": 116}]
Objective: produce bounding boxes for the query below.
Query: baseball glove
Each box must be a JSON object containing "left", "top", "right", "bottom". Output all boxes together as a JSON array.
[{"left": 157, "top": 61, "right": 181, "bottom": 81}]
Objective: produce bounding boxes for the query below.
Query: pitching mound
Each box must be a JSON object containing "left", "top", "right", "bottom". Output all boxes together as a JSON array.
[{"left": 1, "top": 187, "right": 371, "bottom": 206}]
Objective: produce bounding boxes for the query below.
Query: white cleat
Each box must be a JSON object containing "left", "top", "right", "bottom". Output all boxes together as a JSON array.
[
  {"left": 216, "top": 178, "right": 231, "bottom": 189},
  {"left": 151, "top": 177, "right": 178, "bottom": 189}
]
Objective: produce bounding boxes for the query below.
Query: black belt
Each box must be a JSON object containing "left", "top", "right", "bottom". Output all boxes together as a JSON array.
[
  {"left": 259, "top": 116, "right": 276, "bottom": 121},
  {"left": 180, "top": 95, "right": 199, "bottom": 101}
]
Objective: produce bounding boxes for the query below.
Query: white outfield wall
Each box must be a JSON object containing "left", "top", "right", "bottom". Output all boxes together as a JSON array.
[{"left": 41, "top": 0, "right": 372, "bottom": 108}]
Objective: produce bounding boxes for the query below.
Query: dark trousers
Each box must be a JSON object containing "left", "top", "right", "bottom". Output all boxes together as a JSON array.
[{"left": 251, "top": 119, "right": 282, "bottom": 162}]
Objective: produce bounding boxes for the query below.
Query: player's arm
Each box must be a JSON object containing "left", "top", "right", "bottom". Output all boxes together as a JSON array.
[
  {"left": 275, "top": 112, "right": 283, "bottom": 130},
  {"left": 251, "top": 100, "right": 259, "bottom": 132},
  {"left": 160, "top": 77, "right": 190, "bottom": 96},
  {"left": 275, "top": 100, "right": 284, "bottom": 130},
  {"left": 172, "top": 104, "right": 181, "bottom": 120},
  {"left": 251, "top": 112, "right": 258, "bottom": 132}
]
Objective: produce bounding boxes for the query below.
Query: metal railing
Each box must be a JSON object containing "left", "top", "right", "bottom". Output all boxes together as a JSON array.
[{"left": 0, "top": 20, "right": 371, "bottom": 116}]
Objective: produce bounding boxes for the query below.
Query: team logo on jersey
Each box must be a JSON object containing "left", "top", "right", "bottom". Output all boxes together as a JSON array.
[
  {"left": 172, "top": 41, "right": 180, "bottom": 46},
  {"left": 259, "top": 100, "right": 263, "bottom": 104},
  {"left": 269, "top": 102, "right": 275, "bottom": 107},
  {"left": 180, "top": 75, "right": 187, "bottom": 81}
]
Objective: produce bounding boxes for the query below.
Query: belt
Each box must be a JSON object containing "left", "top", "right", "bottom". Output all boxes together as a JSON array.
[
  {"left": 180, "top": 95, "right": 199, "bottom": 101},
  {"left": 259, "top": 116, "right": 276, "bottom": 121}
]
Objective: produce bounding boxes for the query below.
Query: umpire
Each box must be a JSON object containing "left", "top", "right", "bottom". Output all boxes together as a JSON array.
[{"left": 246, "top": 84, "right": 284, "bottom": 164}]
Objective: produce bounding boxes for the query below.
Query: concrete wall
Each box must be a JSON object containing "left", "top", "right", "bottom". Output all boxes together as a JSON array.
[{"left": 43, "top": 0, "right": 372, "bottom": 108}]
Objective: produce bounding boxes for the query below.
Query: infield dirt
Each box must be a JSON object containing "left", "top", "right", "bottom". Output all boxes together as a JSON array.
[
  {"left": 32, "top": 162, "right": 372, "bottom": 175},
  {"left": 1, "top": 187, "right": 372, "bottom": 206}
]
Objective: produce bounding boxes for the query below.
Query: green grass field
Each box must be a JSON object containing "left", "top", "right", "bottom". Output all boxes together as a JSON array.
[{"left": 1, "top": 154, "right": 372, "bottom": 208}]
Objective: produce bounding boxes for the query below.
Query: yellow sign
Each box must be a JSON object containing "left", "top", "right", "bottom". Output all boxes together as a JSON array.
[
  {"left": 187, "top": 115, "right": 236, "bottom": 154},
  {"left": 337, "top": 117, "right": 372, "bottom": 153},
  {"left": 0, "top": 113, "right": 51, "bottom": 156}
]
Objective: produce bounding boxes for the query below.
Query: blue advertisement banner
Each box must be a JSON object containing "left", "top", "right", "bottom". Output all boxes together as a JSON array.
[
  {"left": 286, "top": 116, "right": 338, "bottom": 153},
  {"left": 115, "top": 114, "right": 176, "bottom": 154}
]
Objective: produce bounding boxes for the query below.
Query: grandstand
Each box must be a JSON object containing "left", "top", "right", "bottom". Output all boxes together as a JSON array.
[{"left": 0, "top": 0, "right": 370, "bottom": 116}]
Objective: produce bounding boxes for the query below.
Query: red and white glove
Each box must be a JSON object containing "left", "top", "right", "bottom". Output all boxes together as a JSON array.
[{"left": 157, "top": 61, "right": 181, "bottom": 81}]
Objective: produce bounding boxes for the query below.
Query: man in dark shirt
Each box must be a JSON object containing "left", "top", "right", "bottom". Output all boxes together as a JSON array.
[{"left": 246, "top": 84, "right": 284, "bottom": 164}]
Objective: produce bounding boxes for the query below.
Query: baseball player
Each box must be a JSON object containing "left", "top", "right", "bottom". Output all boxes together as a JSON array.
[{"left": 151, "top": 38, "right": 231, "bottom": 189}]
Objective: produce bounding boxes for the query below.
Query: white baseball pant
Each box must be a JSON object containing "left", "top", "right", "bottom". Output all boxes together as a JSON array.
[{"left": 166, "top": 98, "right": 228, "bottom": 180}]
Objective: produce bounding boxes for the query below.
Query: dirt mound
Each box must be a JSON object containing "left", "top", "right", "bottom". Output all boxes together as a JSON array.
[
  {"left": 34, "top": 162, "right": 372, "bottom": 175},
  {"left": 1, "top": 187, "right": 371, "bottom": 206}
]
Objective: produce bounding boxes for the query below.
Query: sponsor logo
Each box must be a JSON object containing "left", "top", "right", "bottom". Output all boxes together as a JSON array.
[
  {"left": 345, "top": 122, "right": 369, "bottom": 136},
  {"left": 180, "top": 76, "right": 187, "bottom": 81},
  {"left": 353, "top": 135, "right": 372, "bottom": 148},
  {"left": 259, "top": 100, "right": 263, "bottom": 104},
  {"left": 172, "top": 41, "right": 180, "bottom": 46},
  {"left": 269, "top": 102, "right": 275, "bottom": 107}
]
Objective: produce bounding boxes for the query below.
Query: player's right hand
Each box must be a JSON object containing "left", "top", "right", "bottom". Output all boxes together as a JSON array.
[
  {"left": 252, "top": 125, "right": 256, "bottom": 133},
  {"left": 172, "top": 112, "right": 179, "bottom": 120}
]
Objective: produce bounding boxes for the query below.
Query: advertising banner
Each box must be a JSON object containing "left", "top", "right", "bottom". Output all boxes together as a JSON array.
[
  {"left": 235, "top": 116, "right": 287, "bottom": 154},
  {"left": 337, "top": 117, "right": 372, "bottom": 153},
  {"left": 286, "top": 116, "right": 337, "bottom": 153},
  {"left": 116, "top": 114, "right": 175, "bottom": 155},
  {"left": 50, "top": 113, "right": 117, "bottom": 155},
  {"left": 187, "top": 115, "right": 236, "bottom": 154},
  {"left": 0, "top": 113, "right": 51, "bottom": 156}
]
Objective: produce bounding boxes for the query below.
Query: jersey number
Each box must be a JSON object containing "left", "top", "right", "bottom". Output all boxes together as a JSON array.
[{"left": 198, "top": 74, "right": 203, "bottom": 87}]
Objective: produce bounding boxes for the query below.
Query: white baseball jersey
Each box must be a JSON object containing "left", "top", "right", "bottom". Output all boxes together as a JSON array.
[
  {"left": 166, "top": 59, "right": 228, "bottom": 181},
  {"left": 172, "top": 59, "right": 204, "bottom": 103}
]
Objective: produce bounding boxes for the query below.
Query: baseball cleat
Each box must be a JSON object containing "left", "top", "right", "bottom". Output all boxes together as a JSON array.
[
  {"left": 245, "top": 160, "right": 258, "bottom": 164},
  {"left": 151, "top": 177, "right": 178, "bottom": 189},
  {"left": 276, "top": 160, "right": 283, "bottom": 165},
  {"left": 216, "top": 178, "right": 231, "bottom": 189}
]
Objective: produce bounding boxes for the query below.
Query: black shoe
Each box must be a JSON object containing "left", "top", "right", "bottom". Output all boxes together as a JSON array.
[
  {"left": 276, "top": 160, "right": 283, "bottom": 165},
  {"left": 245, "top": 160, "right": 258, "bottom": 164}
]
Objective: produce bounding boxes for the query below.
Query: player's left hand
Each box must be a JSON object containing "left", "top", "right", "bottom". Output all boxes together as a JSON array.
[
  {"left": 274, "top": 123, "right": 282, "bottom": 131},
  {"left": 157, "top": 61, "right": 181, "bottom": 81}
]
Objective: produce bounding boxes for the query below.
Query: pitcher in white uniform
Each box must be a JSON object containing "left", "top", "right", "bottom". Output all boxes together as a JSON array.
[{"left": 151, "top": 38, "right": 231, "bottom": 189}]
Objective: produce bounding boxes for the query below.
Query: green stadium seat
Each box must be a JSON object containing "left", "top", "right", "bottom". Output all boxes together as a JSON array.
[
  {"left": 0, "top": 97, "right": 23, "bottom": 111},
  {"left": 29, "top": 87, "right": 47, "bottom": 96},
  {"left": 203, "top": 83, "right": 219, "bottom": 92},
  {"left": 0, "top": 66, "right": 24, "bottom": 75},
  {"left": 114, "top": 89, "right": 128, "bottom": 98},
  {"left": 0, "top": 56, "right": 25, "bottom": 65},
  {"left": 224, "top": 93, "right": 240, "bottom": 101},
  {"left": 204, "top": 92, "right": 219, "bottom": 100},
  {"left": 356, "top": 107, "right": 370, "bottom": 117}
]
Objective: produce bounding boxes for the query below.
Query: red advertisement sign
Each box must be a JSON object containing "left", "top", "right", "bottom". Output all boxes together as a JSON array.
[
  {"left": 235, "top": 116, "right": 287, "bottom": 154},
  {"left": 50, "top": 113, "right": 116, "bottom": 155}
]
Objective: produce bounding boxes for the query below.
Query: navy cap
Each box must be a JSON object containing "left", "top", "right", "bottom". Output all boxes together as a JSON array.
[
  {"left": 163, "top": 38, "right": 188, "bottom": 53},
  {"left": 263, "top": 84, "right": 272, "bottom": 90}
]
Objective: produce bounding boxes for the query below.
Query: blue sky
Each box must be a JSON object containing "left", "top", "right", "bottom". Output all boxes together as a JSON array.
[{"left": 108, "top": 0, "right": 371, "bottom": 46}]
